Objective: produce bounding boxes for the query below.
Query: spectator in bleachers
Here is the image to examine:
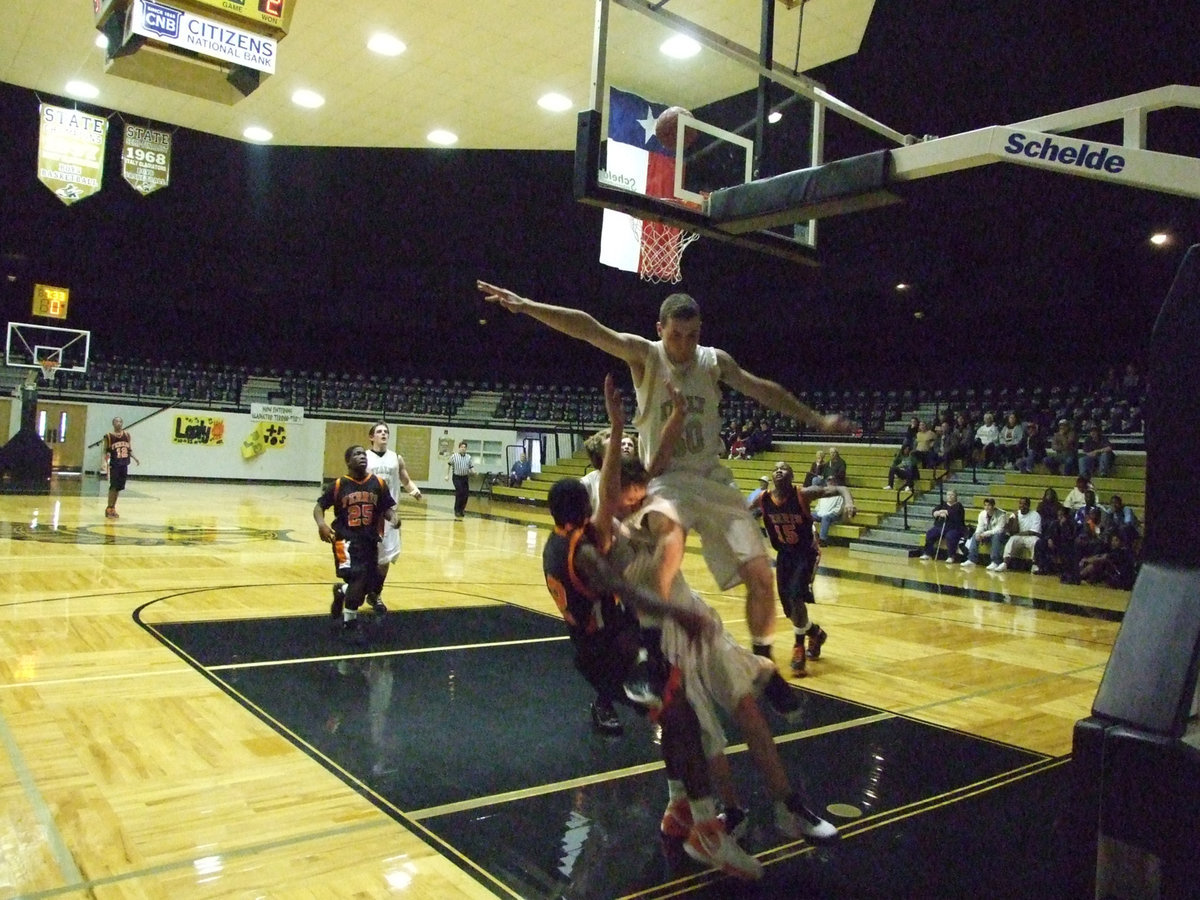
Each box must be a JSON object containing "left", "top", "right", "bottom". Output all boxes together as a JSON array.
[
  {"left": 904, "top": 416, "right": 920, "bottom": 447},
  {"left": 886, "top": 444, "right": 919, "bottom": 494},
  {"left": 1103, "top": 494, "right": 1140, "bottom": 547},
  {"left": 1120, "top": 363, "right": 1141, "bottom": 401},
  {"left": 1079, "top": 531, "right": 1138, "bottom": 589},
  {"left": 1078, "top": 425, "right": 1115, "bottom": 479},
  {"left": 1046, "top": 419, "right": 1079, "bottom": 475},
  {"left": 993, "top": 497, "right": 1041, "bottom": 572},
  {"left": 1034, "top": 505, "right": 1077, "bottom": 576},
  {"left": 1036, "top": 487, "right": 1063, "bottom": 527},
  {"left": 950, "top": 413, "right": 973, "bottom": 465},
  {"left": 997, "top": 413, "right": 1025, "bottom": 469},
  {"left": 1063, "top": 476, "right": 1095, "bottom": 512},
  {"left": 1073, "top": 502, "right": 1106, "bottom": 564},
  {"left": 802, "top": 449, "right": 828, "bottom": 487},
  {"left": 510, "top": 451, "right": 531, "bottom": 487},
  {"left": 811, "top": 474, "right": 849, "bottom": 545},
  {"left": 1016, "top": 421, "right": 1047, "bottom": 474},
  {"left": 745, "top": 419, "right": 774, "bottom": 457},
  {"left": 920, "top": 490, "right": 966, "bottom": 561},
  {"left": 960, "top": 497, "right": 1009, "bottom": 569},
  {"left": 972, "top": 412, "right": 1001, "bottom": 468},
  {"left": 747, "top": 474, "right": 770, "bottom": 507},
  {"left": 827, "top": 448, "right": 847, "bottom": 485},
  {"left": 912, "top": 420, "right": 936, "bottom": 468}
]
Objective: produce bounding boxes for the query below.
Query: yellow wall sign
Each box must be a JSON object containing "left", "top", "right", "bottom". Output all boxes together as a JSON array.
[
  {"left": 32, "top": 284, "right": 70, "bottom": 320},
  {"left": 242, "top": 421, "right": 286, "bottom": 459},
  {"left": 173, "top": 415, "right": 225, "bottom": 445}
]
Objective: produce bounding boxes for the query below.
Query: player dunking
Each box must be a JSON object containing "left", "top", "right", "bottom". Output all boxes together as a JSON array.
[
  {"left": 363, "top": 422, "right": 423, "bottom": 614},
  {"left": 476, "top": 281, "right": 852, "bottom": 659},
  {"left": 314, "top": 445, "right": 399, "bottom": 646},
  {"left": 100, "top": 416, "right": 139, "bottom": 518}
]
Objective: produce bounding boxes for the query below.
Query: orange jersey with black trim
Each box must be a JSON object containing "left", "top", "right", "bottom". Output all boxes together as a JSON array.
[{"left": 542, "top": 522, "right": 635, "bottom": 642}]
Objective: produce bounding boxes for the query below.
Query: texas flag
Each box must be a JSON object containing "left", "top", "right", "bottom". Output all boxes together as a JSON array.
[{"left": 599, "top": 87, "right": 680, "bottom": 275}]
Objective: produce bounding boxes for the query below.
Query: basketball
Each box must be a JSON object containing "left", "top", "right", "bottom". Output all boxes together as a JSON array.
[{"left": 654, "top": 106, "right": 694, "bottom": 151}]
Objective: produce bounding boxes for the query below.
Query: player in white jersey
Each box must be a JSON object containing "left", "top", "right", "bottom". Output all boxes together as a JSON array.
[
  {"left": 476, "top": 280, "right": 851, "bottom": 660},
  {"left": 361, "top": 422, "right": 423, "bottom": 613},
  {"left": 613, "top": 399, "right": 838, "bottom": 844}
]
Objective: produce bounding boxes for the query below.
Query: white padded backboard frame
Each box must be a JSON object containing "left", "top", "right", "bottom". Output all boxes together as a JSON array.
[{"left": 6, "top": 322, "right": 91, "bottom": 372}]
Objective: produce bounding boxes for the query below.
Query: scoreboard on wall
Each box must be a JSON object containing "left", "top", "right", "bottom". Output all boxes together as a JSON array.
[{"left": 94, "top": 0, "right": 296, "bottom": 38}]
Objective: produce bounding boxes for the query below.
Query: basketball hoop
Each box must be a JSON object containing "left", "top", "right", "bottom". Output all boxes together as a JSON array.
[
  {"left": 634, "top": 219, "right": 700, "bottom": 284},
  {"left": 39, "top": 359, "right": 59, "bottom": 384}
]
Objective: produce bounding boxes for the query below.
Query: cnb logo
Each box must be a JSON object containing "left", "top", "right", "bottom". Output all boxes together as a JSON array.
[{"left": 140, "top": 0, "right": 182, "bottom": 39}]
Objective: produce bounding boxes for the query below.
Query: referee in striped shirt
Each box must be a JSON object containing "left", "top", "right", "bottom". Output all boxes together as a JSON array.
[{"left": 445, "top": 440, "right": 475, "bottom": 517}]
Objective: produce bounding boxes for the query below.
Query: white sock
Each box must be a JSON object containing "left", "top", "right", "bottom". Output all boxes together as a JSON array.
[{"left": 667, "top": 779, "right": 687, "bottom": 803}]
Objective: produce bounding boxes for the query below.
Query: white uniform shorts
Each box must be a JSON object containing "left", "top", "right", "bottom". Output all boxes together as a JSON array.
[
  {"left": 649, "top": 468, "right": 766, "bottom": 591},
  {"left": 377, "top": 522, "right": 400, "bottom": 565}
]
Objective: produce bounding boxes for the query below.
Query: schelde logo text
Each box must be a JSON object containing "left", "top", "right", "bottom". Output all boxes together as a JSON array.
[{"left": 1004, "top": 133, "right": 1126, "bottom": 174}]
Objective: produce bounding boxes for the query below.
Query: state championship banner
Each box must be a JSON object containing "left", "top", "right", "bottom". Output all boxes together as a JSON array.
[
  {"left": 126, "top": 0, "right": 277, "bottom": 74},
  {"left": 122, "top": 124, "right": 171, "bottom": 195},
  {"left": 37, "top": 104, "right": 108, "bottom": 205},
  {"left": 598, "top": 87, "right": 678, "bottom": 276}
]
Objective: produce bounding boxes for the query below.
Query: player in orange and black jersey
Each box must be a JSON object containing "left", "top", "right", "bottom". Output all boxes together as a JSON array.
[
  {"left": 757, "top": 461, "right": 855, "bottom": 677},
  {"left": 314, "top": 445, "right": 398, "bottom": 645},
  {"left": 100, "top": 416, "right": 139, "bottom": 519}
]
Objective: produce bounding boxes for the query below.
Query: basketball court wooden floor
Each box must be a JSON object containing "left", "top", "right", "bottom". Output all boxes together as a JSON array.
[{"left": 0, "top": 478, "right": 1122, "bottom": 898}]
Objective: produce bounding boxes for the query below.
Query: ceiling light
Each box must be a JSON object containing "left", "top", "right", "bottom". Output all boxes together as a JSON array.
[
  {"left": 367, "top": 34, "right": 406, "bottom": 56},
  {"left": 243, "top": 126, "right": 273, "bottom": 142},
  {"left": 291, "top": 88, "right": 325, "bottom": 109},
  {"left": 660, "top": 35, "right": 701, "bottom": 59},
  {"left": 427, "top": 129, "right": 458, "bottom": 146},
  {"left": 538, "top": 92, "right": 572, "bottom": 112},
  {"left": 768, "top": 110, "right": 782, "bottom": 124},
  {"left": 94, "top": 33, "right": 109, "bottom": 50},
  {"left": 895, "top": 283, "right": 911, "bottom": 291},
  {"left": 1149, "top": 232, "right": 1170, "bottom": 246},
  {"left": 64, "top": 80, "right": 99, "bottom": 99}
]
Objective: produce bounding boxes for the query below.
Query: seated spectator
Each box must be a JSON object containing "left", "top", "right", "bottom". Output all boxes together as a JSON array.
[
  {"left": 929, "top": 422, "right": 953, "bottom": 470},
  {"left": 812, "top": 474, "right": 848, "bottom": 544},
  {"left": 1045, "top": 419, "right": 1079, "bottom": 475},
  {"left": 972, "top": 412, "right": 1001, "bottom": 468},
  {"left": 509, "top": 451, "right": 532, "bottom": 486},
  {"left": 746, "top": 474, "right": 770, "bottom": 507},
  {"left": 1016, "top": 421, "right": 1047, "bottom": 474},
  {"left": 994, "top": 497, "right": 1041, "bottom": 572},
  {"left": 826, "top": 447, "right": 847, "bottom": 485},
  {"left": 912, "top": 420, "right": 936, "bottom": 468},
  {"left": 1063, "top": 476, "right": 1095, "bottom": 512},
  {"left": 948, "top": 413, "right": 972, "bottom": 466},
  {"left": 745, "top": 419, "right": 774, "bottom": 457},
  {"left": 886, "top": 444, "right": 920, "bottom": 494},
  {"left": 1073, "top": 502, "right": 1106, "bottom": 565},
  {"left": 1036, "top": 487, "right": 1063, "bottom": 527},
  {"left": 961, "top": 498, "right": 1009, "bottom": 569},
  {"left": 1035, "top": 505, "right": 1077, "bottom": 576},
  {"left": 727, "top": 424, "right": 750, "bottom": 460},
  {"left": 1078, "top": 425, "right": 1115, "bottom": 479},
  {"left": 803, "top": 449, "right": 828, "bottom": 487},
  {"left": 1103, "top": 494, "right": 1140, "bottom": 547},
  {"left": 1079, "top": 532, "right": 1138, "bottom": 589},
  {"left": 997, "top": 413, "right": 1025, "bottom": 469},
  {"left": 1120, "top": 362, "right": 1141, "bottom": 401},
  {"left": 920, "top": 490, "right": 966, "bottom": 561},
  {"left": 904, "top": 416, "right": 920, "bottom": 447}
]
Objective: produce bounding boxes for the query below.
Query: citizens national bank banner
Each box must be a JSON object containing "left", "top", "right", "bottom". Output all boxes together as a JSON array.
[{"left": 38, "top": 104, "right": 109, "bottom": 205}]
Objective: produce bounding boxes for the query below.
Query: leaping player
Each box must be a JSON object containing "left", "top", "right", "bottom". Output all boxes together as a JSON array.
[{"left": 476, "top": 280, "right": 853, "bottom": 662}]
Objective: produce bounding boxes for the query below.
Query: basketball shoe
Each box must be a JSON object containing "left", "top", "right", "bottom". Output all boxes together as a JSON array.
[
  {"left": 790, "top": 644, "right": 808, "bottom": 677},
  {"left": 806, "top": 625, "right": 828, "bottom": 659},
  {"left": 775, "top": 794, "right": 839, "bottom": 843},
  {"left": 683, "top": 818, "right": 763, "bottom": 881},
  {"left": 660, "top": 796, "right": 693, "bottom": 839},
  {"left": 330, "top": 584, "right": 344, "bottom": 618},
  {"left": 366, "top": 594, "right": 387, "bottom": 615}
]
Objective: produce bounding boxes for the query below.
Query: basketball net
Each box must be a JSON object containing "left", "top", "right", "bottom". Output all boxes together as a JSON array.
[
  {"left": 633, "top": 219, "right": 700, "bottom": 284},
  {"left": 39, "top": 359, "right": 59, "bottom": 384}
]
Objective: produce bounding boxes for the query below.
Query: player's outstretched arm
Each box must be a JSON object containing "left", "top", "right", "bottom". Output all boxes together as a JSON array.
[
  {"left": 646, "top": 381, "right": 686, "bottom": 478},
  {"left": 476, "top": 280, "right": 649, "bottom": 370},
  {"left": 714, "top": 348, "right": 855, "bottom": 433}
]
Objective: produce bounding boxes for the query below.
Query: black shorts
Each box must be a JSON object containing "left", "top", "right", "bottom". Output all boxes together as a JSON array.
[
  {"left": 776, "top": 544, "right": 816, "bottom": 615},
  {"left": 109, "top": 465, "right": 129, "bottom": 491},
  {"left": 331, "top": 536, "right": 376, "bottom": 583}
]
